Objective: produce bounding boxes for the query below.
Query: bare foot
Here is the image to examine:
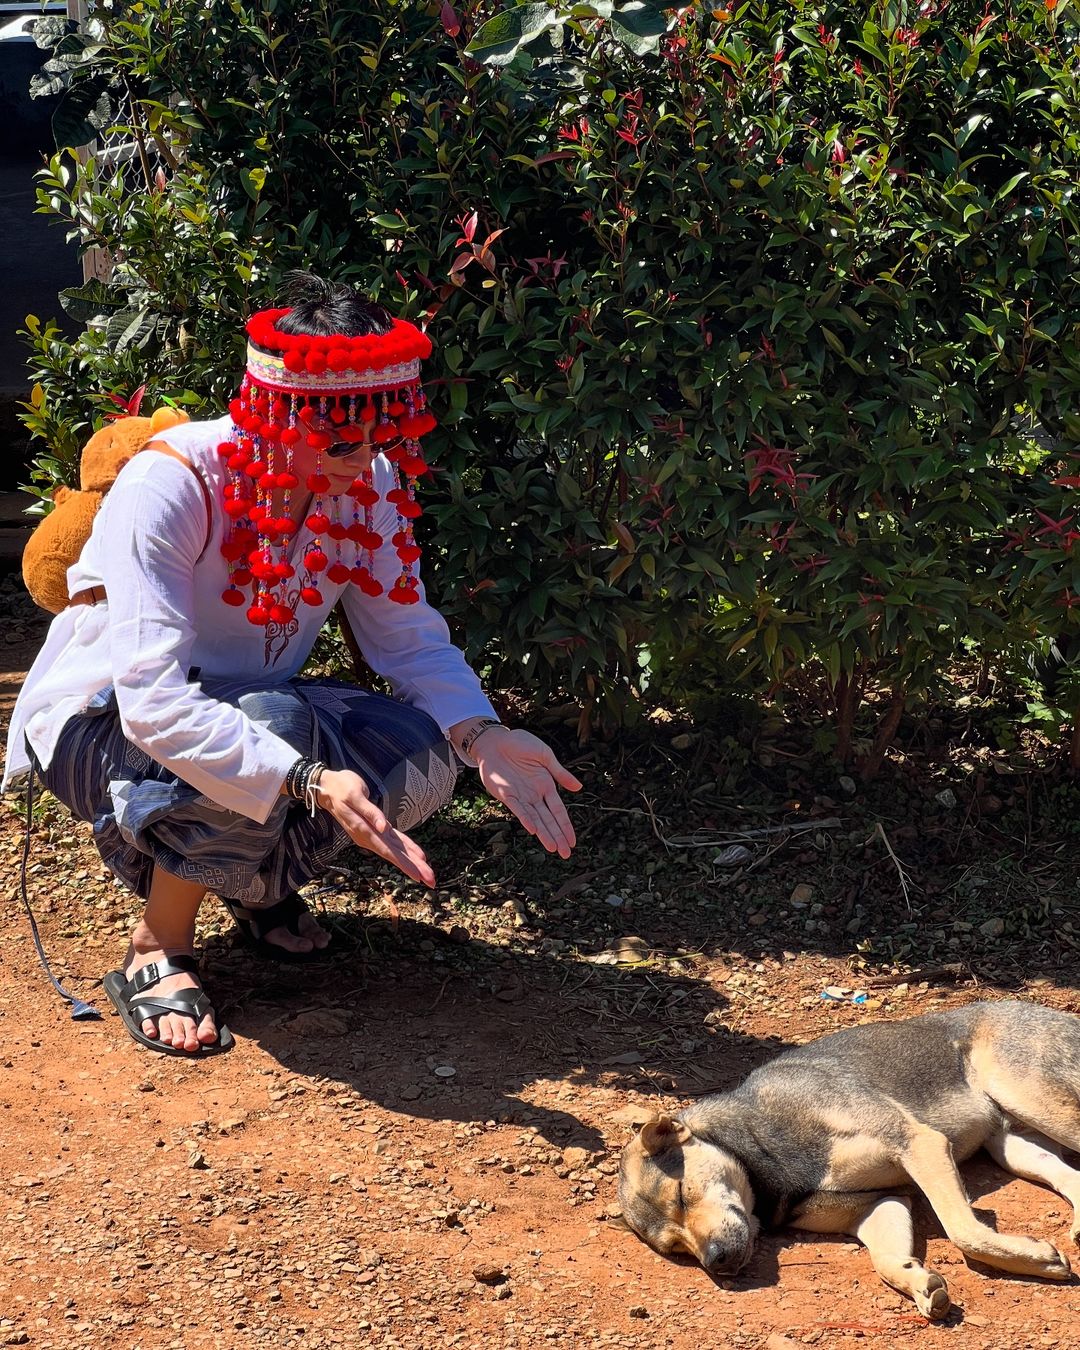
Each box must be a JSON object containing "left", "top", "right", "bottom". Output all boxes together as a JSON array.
[
  {"left": 124, "top": 922, "right": 218, "bottom": 1052},
  {"left": 261, "top": 908, "right": 332, "bottom": 957}
]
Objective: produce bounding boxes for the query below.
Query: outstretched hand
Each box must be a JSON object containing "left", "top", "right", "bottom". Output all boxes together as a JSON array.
[
  {"left": 472, "top": 728, "right": 582, "bottom": 858},
  {"left": 316, "top": 767, "right": 436, "bottom": 888}
]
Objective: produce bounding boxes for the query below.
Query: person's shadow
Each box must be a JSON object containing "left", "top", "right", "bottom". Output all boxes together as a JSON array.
[{"left": 202, "top": 903, "right": 788, "bottom": 1153}]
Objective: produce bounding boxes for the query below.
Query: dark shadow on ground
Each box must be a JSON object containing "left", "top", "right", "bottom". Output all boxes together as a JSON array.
[{"left": 202, "top": 910, "right": 788, "bottom": 1151}]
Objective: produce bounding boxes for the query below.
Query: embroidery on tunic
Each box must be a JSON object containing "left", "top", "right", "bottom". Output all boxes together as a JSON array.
[{"left": 264, "top": 585, "right": 302, "bottom": 667}]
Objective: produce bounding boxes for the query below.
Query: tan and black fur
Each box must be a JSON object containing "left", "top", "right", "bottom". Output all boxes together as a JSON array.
[{"left": 618, "top": 1001, "right": 1080, "bottom": 1318}]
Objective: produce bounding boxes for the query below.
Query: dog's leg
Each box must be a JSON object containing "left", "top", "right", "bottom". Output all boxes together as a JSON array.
[
  {"left": 904, "top": 1125, "right": 1071, "bottom": 1279},
  {"left": 986, "top": 1122, "right": 1080, "bottom": 1245},
  {"left": 851, "top": 1195, "right": 951, "bottom": 1321}
]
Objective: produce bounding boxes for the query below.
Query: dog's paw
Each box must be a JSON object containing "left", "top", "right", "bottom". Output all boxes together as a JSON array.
[
  {"left": 984, "top": 1235, "right": 1073, "bottom": 1279},
  {"left": 914, "top": 1272, "right": 951, "bottom": 1321},
  {"left": 1036, "top": 1243, "right": 1072, "bottom": 1281}
]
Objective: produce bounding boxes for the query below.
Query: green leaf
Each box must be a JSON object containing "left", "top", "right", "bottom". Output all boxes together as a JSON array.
[
  {"left": 50, "top": 78, "right": 115, "bottom": 149},
  {"left": 994, "top": 171, "right": 1029, "bottom": 202},
  {"left": 955, "top": 113, "right": 987, "bottom": 149},
  {"left": 58, "top": 280, "right": 126, "bottom": 323},
  {"left": 465, "top": 4, "right": 559, "bottom": 66},
  {"left": 608, "top": 1, "right": 669, "bottom": 54},
  {"left": 105, "top": 307, "right": 157, "bottom": 353},
  {"left": 29, "top": 71, "right": 66, "bottom": 101},
  {"left": 31, "top": 15, "right": 71, "bottom": 50}
]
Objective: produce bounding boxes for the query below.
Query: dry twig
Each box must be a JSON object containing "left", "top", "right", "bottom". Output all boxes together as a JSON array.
[{"left": 870, "top": 821, "right": 917, "bottom": 914}]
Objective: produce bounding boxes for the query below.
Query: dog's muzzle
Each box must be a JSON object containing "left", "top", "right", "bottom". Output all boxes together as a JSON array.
[{"left": 701, "top": 1223, "right": 752, "bottom": 1275}]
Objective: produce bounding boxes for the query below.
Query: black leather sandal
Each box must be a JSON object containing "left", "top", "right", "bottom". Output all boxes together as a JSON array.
[
  {"left": 220, "top": 892, "right": 334, "bottom": 963},
  {"left": 102, "top": 955, "right": 234, "bottom": 1057}
]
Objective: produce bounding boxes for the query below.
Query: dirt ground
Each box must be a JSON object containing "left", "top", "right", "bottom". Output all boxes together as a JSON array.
[{"left": 2, "top": 575, "right": 1080, "bottom": 1350}]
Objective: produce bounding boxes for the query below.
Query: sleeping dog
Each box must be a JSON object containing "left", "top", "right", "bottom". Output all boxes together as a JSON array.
[{"left": 617, "top": 1001, "right": 1080, "bottom": 1318}]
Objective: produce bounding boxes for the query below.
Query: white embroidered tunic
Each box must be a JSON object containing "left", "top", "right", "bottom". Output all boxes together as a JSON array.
[{"left": 3, "top": 415, "right": 496, "bottom": 821}]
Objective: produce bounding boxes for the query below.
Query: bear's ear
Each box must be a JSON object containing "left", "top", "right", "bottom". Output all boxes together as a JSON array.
[
  {"left": 51, "top": 485, "right": 73, "bottom": 505},
  {"left": 639, "top": 1116, "right": 691, "bottom": 1156}
]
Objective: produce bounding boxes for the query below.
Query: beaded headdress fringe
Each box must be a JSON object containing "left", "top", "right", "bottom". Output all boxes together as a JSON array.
[{"left": 217, "top": 309, "right": 436, "bottom": 625}]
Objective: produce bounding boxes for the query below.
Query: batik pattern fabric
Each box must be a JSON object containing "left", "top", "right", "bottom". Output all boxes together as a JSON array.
[{"left": 34, "top": 677, "right": 457, "bottom": 906}]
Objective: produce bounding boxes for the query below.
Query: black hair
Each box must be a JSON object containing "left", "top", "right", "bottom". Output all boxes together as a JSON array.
[{"left": 274, "top": 270, "right": 393, "bottom": 338}]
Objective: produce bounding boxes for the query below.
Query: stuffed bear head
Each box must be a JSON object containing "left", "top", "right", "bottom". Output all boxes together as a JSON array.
[{"left": 22, "top": 406, "right": 190, "bottom": 615}]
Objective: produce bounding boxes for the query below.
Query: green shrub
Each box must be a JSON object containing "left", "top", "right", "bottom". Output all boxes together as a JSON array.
[{"left": 22, "top": 0, "right": 1080, "bottom": 766}]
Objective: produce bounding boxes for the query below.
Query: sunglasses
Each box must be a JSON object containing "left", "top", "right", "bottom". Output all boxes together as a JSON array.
[{"left": 325, "top": 435, "right": 403, "bottom": 459}]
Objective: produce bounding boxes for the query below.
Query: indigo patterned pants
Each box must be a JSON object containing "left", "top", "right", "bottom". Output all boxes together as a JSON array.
[{"left": 35, "top": 678, "right": 458, "bottom": 905}]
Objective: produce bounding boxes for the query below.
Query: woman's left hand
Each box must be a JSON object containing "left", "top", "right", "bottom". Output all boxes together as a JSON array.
[{"left": 472, "top": 727, "right": 582, "bottom": 859}]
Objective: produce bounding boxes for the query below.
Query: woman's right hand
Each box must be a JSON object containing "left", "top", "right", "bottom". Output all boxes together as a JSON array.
[{"left": 315, "top": 767, "right": 435, "bottom": 888}]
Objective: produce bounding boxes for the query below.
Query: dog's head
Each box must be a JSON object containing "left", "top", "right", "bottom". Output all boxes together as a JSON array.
[{"left": 617, "top": 1114, "right": 758, "bottom": 1276}]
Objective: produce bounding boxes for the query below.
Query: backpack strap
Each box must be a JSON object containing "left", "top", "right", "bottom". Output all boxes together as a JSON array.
[{"left": 141, "top": 439, "right": 214, "bottom": 561}]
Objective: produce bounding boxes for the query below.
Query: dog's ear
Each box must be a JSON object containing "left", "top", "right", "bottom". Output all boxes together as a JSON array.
[
  {"left": 639, "top": 1116, "right": 691, "bottom": 1156},
  {"left": 610, "top": 1103, "right": 653, "bottom": 1130}
]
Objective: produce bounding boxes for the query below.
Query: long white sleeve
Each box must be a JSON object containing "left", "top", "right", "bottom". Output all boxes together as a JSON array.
[
  {"left": 339, "top": 475, "right": 496, "bottom": 732},
  {"left": 100, "top": 454, "right": 300, "bottom": 821}
]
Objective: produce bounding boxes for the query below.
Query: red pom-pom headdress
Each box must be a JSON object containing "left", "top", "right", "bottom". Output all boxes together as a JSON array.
[{"left": 218, "top": 306, "right": 438, "bottom": 624}]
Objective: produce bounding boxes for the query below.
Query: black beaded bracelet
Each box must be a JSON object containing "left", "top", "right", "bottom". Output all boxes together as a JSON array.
[{"left": 285, "top": 757, "right": 327, "bottom": 807}]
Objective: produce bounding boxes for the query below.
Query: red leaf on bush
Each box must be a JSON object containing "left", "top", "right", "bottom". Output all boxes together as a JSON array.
[
  {"left": 455, "top": 210, "right": 478, "bottom": 244},
  {"left": 1035, "top": 511, "right": 1075, "bottom": 537},
  {"left": 104, "top": 384, "right": 147, "bottom": 420},
  {"left": 440, "top": 1, "right": 461, "bottom": 37}
]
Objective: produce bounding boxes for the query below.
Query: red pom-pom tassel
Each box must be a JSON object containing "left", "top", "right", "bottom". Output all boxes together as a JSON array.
[
  {"left": 346, "top": 481, "right": 379, "bottom": 507},
  {"left": 354, "top": 569, "right": 383, "bottom": 596}
]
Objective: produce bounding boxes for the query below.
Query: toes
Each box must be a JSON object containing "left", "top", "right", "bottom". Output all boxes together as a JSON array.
[
  {"left": 141, "top": 1013, "right": 214, "bottom": 1051},
  {"left": 265, "top": 924, "right": 315, "bottom": 953},
  {"left": 1042, "top": 1245, "right": 1071, "bottom": 1280},
  {"left": 263, "top": 916, "right": 331, "bottom": 953},
  {"left": 297, "top": 915, "right": 331, "bottom": 949},
  {"left": 162, "top": 1014, "right": 198, "bottom": 1051},
  {"left": 921, "top": 1275, "right": 951, "bottom": 1321}
]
